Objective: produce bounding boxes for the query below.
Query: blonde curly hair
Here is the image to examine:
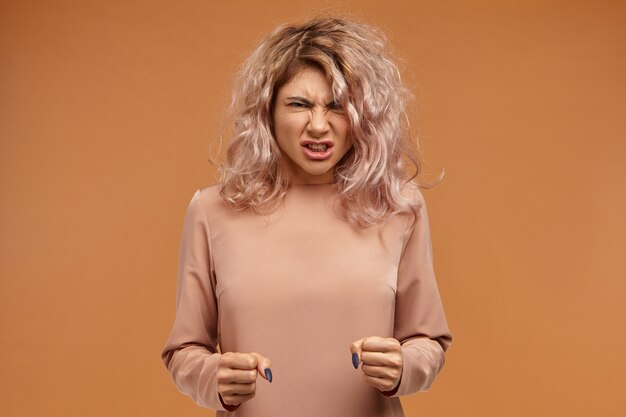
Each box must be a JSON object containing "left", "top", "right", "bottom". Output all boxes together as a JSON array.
[{"left": 218, "top": 16, "right": 427, "bottom": 229}]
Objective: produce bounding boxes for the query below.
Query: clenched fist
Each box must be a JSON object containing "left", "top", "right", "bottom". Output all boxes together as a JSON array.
[
  {"left": 350, "top": 336, "right": 403, "bottom": 394},
  {"left": 216, "top": 351, "right": 272, "bottom": 409}
]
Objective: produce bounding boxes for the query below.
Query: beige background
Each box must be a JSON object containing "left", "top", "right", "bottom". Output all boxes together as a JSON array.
[{"left": 1, "top": 1, "right": 624, "bottom": 416}]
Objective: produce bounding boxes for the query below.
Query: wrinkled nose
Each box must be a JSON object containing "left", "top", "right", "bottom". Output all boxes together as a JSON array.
[{"left": 307, "top": 109, "right": 330, "bottom": 137}]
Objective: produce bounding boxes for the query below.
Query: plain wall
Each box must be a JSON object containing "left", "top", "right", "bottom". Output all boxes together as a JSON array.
[{"left": 1, "top": 1, "right": 624, "bottom": 416}]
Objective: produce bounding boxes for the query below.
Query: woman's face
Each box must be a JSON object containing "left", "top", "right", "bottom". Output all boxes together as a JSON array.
[{"left": 272, "top": 66, "right": 352, "bottom": 185}]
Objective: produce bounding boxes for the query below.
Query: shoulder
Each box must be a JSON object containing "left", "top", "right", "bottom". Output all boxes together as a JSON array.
[
  {"left": 196, "top": 183, "right": 222, "bottom": 203},
  {"left": 400, "top": 180, "right": 426, "bottom": 209},
  {"left": 185, "top": 184, "right": 225, "bottom": 219},
  {"left": 185, "top": 183, "right": 221, "bottom": 205}
]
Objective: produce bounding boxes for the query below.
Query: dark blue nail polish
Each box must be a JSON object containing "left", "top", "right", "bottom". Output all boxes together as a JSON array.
[
  {"left": 352, "top": 353, "right": 359, "bottom": 369},
  {"left": 264, "top": 368, "right": 273, "bottom": 383}
]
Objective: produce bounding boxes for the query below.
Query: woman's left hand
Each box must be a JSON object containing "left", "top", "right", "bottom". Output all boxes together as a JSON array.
[{"left": 350, "top": 336, "right": 403, "bottom": 393}]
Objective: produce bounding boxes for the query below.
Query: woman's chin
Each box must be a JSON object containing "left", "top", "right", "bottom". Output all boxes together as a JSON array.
[{"left": 290, "top": 165, "right": 335, "bottom": 183}]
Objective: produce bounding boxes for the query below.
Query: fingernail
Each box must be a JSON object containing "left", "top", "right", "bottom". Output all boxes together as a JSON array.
[
  {"left": 352, "top": 353, "right": 359, "bottom": 369},
  {"left": 264, "top": 368, "right": 273, "bottom": 383}
]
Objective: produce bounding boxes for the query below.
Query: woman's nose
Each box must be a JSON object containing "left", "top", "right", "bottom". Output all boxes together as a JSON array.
[{"left": 307, "top": 108, "right": 330, "bottom": 137}]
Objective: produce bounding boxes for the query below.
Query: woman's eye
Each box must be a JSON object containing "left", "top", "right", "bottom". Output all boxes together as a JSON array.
[
  {"left": 288, "top": 102, "right": 308, "bottom": 108},
  {"left": 327, "top": 102, "right": 343, "bottom": 110}
]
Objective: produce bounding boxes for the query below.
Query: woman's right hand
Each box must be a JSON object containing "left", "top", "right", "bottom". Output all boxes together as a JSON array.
[{"left": 216, "top": 351, "right": 273, "bottom": 408}]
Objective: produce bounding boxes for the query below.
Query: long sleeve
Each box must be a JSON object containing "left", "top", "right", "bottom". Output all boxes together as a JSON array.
[
  {"left": 383, "top": 186, "right": 453, "bottom": 398},
  {"left": 161, "top": 190, "right": 231, "bottom": 412}
]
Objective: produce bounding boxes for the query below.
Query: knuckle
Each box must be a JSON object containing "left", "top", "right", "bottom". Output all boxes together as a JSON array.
[
  {"left": 218, "top": 355, "right": 228, "bottom": 367},
  {"left": 219, "top": 352, "right": 236, "bottom": 367}
]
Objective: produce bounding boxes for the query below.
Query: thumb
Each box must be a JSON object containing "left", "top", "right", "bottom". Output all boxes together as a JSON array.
[
  {"left": 349, "top": 337, "right": 367, "bottom": 369},
  {"left": 249, "top": 352, "right": 273, "bottom": 383}
]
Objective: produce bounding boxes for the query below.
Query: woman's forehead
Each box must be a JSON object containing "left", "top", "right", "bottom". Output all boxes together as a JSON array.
[{"left": 277, "top": 67, "right": 333, "bottom": 100}]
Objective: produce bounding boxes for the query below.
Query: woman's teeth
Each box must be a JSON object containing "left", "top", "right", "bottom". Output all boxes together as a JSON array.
[{"left": 307, "top": 144, "right": 328, "bottom": 151}]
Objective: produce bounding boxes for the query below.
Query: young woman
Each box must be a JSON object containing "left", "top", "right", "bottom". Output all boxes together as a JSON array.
[{"left": 161, "top": 16, "right": 452, "bottom": 417}]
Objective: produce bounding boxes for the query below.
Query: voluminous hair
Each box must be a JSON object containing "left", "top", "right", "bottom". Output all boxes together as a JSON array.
[{"left": 218, "top": 16, "right": 426, "bottom": 229}]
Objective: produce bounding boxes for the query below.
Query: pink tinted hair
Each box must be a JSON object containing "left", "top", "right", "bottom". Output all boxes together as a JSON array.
[{"left": 218, "top": 16, "right": 428, "bottom": 229}]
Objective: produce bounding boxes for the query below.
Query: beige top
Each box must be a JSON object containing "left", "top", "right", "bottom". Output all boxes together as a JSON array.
[{"left": 161, "top": 182, "right": 452, "bottom": 417}]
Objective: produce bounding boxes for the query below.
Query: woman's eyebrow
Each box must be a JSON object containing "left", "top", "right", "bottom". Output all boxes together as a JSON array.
[
  {"left": 285, "top": 96, "right": 336, "bottom": 105},
  {"left": 285, "top": 96, "right": 312, "bottom": 104}
]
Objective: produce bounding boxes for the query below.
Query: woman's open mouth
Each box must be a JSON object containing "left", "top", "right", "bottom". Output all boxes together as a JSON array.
[{"left": 301, "top": 142, "right": 333, "bottom": 160}]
